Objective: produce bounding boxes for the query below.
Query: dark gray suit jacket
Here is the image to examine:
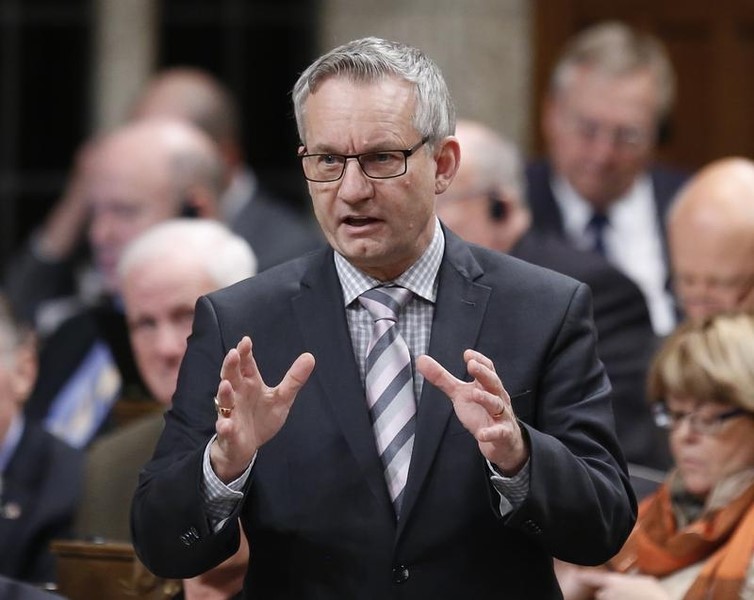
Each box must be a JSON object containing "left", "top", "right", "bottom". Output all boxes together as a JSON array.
[
  {"left": 131, "top": 229, "right": 636, "bottom": 599},
  {"left": 511, "top": 230, "right": 671, "bottom": 474},
  {"left": 230, "top": 188, "right": 324, "bottom": 273},
  {"left": 0, "top": 421, "right": 83, "bottom": 585}
]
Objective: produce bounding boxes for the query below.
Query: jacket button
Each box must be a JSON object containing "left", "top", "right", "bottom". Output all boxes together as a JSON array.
[
  {"left": 392, "top": 565, "right": 410, "bottom": 584},
  {"left": 524, "top": 519, "right": 542, "bottom": 534}
]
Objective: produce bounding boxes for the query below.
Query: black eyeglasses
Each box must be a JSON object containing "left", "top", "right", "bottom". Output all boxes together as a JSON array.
[
  {"left": 565, "top": 112, "right": 653, "bottom": 151},
  {"left": 652, "top": 402, "right": 750, "bottom": 435},
  {"left": 298, "top": 136, "right": 430, "bottom": 183}
]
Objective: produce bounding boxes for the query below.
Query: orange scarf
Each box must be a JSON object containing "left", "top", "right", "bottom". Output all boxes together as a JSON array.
[{"left": 609, "top": 479, "right": 754, "bottom": 599}]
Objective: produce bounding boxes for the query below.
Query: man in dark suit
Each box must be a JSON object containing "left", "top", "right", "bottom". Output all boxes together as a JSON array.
[
  {"left": 527, "top": 21, "right": 688, "bottom": 337},
  {"left": 437, "top": 119, "right": 670, "bottom": 479},
  {"left": 130, "top": 67, "right": 324, "bottom": 272},
  {"left": 0, "top": 295, "right": 83, "bottom": 586},
  {"left": 132, "top": 37, "right": 636, "bottom": 599}
]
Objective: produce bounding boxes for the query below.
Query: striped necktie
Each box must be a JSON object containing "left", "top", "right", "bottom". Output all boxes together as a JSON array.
[{"left": 359, "top": 285, "right": 416, "bottom": 516}]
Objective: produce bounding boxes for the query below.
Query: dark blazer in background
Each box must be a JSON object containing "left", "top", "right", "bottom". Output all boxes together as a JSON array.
[
  {"left": 132, "top": 229, "right": 636, "bottom": 599},
  {"left": 525, "top": 159, "right": 689, "bottom": 272},
  {"left": 511, "top": 230, "right": 671, "bottom": 474},
  {"left": 0, "top": 421, "right": 83, "bottom": 585},
  {"left": 229, "top": 187, "right": 324, "bottom": 273},
  {"left": 0, "top": 575, "right": 64, "bottom": 600}
]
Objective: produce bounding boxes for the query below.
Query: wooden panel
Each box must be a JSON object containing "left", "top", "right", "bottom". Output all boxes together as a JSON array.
[{"left": 655, "top": 19, "right": 716, "bottom": 168}]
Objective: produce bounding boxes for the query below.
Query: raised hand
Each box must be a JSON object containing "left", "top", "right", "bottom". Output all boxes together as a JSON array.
[
  {"left": 210, "top": 336, "right": 315, "bottom": 482},
  {"left": 416, "top": 349, "right": 528, "bottom": 474}
]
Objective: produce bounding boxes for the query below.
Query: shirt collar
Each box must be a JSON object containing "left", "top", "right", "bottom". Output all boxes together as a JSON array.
[
  {"left": 551, "top": 172, "right": 652, "bottom": 235},
  {"left": 335, "top": 217, "right": 445, "bottom": 306}
]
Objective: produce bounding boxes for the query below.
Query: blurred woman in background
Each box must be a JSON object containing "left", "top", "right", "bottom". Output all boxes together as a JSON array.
[{"left": 558, "top": 311, "right": 754, "bottom": 599}]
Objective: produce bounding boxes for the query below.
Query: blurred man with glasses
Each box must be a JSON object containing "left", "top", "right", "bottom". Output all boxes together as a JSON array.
[
  {"left": 527, "top": 21, "right": 689, "bottom": 337},
  {"left": 132, "top": 37, "right": 635, "bottom": 599}
]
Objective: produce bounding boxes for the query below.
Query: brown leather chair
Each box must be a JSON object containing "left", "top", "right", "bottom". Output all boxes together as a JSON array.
[
  {"left": 110, "top": 397, "right": 164, "bottom": 430},
  {"left": 50, "top": 539, "right": 180, "bottom": 600}
]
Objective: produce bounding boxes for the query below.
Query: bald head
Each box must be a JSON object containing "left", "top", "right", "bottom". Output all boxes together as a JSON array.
[
  {"left": 131, "top": 67, "right": 241, "bottom": 173},
  {"left": 85, "top": 118, "right": 224, "bottom": 292},
  {"left": 669, "top": 157, "right": 754, "bottom": 320},
  {"left": 437, "top": 119, "right": 530, "bottom": 252}
]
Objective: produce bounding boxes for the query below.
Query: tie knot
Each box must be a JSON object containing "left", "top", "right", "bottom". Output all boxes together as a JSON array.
[
  {"left": 587, "top": 211, "right": 609, "bottom": 232},
  {"left": 359, "top": 286, "right": 412, "bottom": 322}
]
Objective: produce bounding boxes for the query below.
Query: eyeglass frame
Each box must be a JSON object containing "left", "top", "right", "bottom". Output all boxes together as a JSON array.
[
  {"left": 563, "top": 110, "right": 655, "bottom": 151},
  {"left": 652, "top": 402, "right": 751, "bottom": 435},
  {"left": 297, "top": 136, "right": 431, "bottom": 183}
]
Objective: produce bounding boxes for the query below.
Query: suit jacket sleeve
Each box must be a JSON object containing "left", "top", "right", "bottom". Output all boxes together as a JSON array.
[
  {"left": 130, "top": 295, "right": 244, "bottom": 578},
  {"left": 502, "top": 281, "right": 636, "bottom": 564}
]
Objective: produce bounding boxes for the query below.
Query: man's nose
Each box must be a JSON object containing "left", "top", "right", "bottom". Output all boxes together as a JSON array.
[
  {"left": 154, "top": 325, "right": 186, "bottom": 359},
  {"left": 587, "top": 131, "right": 620, "bottom": 165},
  {"left": 337, "top": 158, "right": 373, "bottom": 203}
]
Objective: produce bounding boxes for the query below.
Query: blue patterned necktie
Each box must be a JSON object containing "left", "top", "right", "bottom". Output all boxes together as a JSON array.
[{"left": 359, "top": 285, "right": 416, "bottom": 516}]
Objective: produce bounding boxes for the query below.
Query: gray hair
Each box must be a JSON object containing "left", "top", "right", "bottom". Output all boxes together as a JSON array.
[
  {"left": 550, "top": 21, "right": 676, "bottom": 120},
  {"left": 292, "top": 37, "right": 456, "bottom": 146},
  {"left": 456, "top": 120, "right": 526, "bottom": 205},
  {"left": 117, "top": 218, "right": 257, "bottom": 289}
]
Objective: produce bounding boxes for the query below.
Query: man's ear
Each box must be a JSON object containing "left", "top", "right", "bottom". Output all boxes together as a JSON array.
[
  {"left": 434, "top": 136, "right": 461, "bottom": 195},
  {"left": 488, "top": 190, "right": 508, "bottom": 222},
  {"left": 184, "top": 186, "right": 219, "bottom": 220}
]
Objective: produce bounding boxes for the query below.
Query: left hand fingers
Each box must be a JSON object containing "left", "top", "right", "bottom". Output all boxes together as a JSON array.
[
  {"left": 415, "top": 354, "right": 463, "bottom": 399},
  {"left": 466, "top": 356, "right": 508, "bottom": 405},
  {"left": 417, "top": 352, "right": 509, "bottom": 419}
]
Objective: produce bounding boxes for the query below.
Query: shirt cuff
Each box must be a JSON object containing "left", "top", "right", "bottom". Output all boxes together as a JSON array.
[
  {"left": 200, "top": 434, "right": 255, "bottom": 531},
  {"left": 487, "top": 457, "right": 531, "bottom": 517}
]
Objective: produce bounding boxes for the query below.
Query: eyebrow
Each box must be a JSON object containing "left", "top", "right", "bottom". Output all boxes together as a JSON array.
[{"left": 305, "top": 140, "right": 405, "bottom": 154}]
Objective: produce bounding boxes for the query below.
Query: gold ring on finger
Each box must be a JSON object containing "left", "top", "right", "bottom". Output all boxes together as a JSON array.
[{"left": 214, "top": 396, "right": 234, "bottom": 418}]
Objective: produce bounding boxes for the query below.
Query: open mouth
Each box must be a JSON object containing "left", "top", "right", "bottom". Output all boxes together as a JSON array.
[{"left": 343, "top": 215, "right": 379, "bottom": 227}]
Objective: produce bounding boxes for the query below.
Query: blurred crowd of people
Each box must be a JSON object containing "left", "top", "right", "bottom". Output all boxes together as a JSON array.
[{"left": 1, "top": 20, "right": 754, "bottom": 600}]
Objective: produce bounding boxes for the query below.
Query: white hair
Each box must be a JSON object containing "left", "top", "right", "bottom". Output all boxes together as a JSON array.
[{"left": 117, "top": 218, "right": 256, "bottom": 288}]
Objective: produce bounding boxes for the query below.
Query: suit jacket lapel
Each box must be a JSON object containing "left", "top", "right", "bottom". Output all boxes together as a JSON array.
[
  {"left": 291, "top": 250, "right": 394, "bottom": 516},
  {"left": 398, "top": 231, "right": 491, "bottom": 533}
]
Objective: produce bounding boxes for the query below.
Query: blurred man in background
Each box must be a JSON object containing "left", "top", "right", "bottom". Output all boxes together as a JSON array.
[
  {"left": 438, "top": 118, "right": 670, "bottom": 476},
  {"left": 668, "top": 157, "right": 754, "bottom": 321},
  {"left": 75, "top": 219, "right": 255, "bottom": 598},
  {"left": 528, "top": 21, "right": 688, "bottom": 336},
  {"left": 131, "top": 67, "right": 324, "bottom": 271},
  {"left": 21, "top": 119, "right": 224, "bottom": 449},
  {"left": 0, "top": 294, "right": 82, "bottom": 586}
]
